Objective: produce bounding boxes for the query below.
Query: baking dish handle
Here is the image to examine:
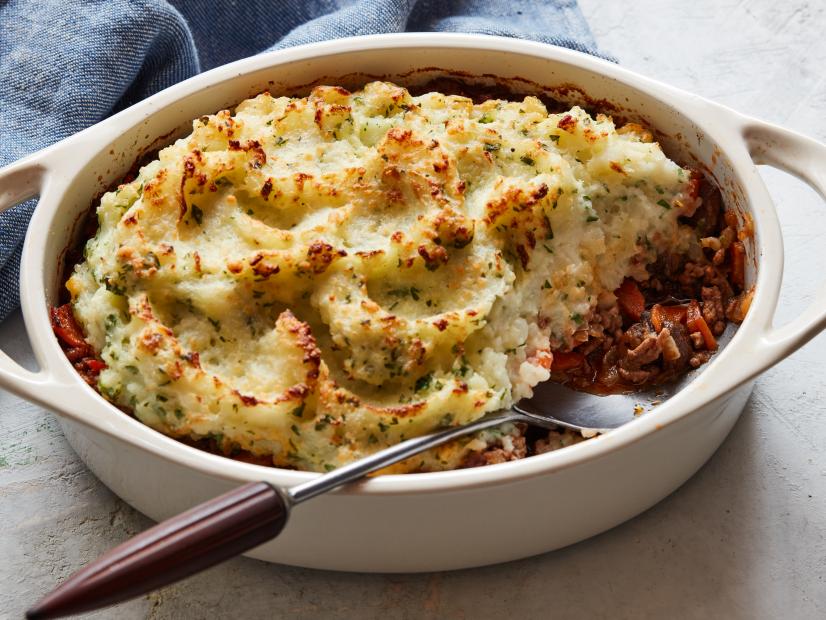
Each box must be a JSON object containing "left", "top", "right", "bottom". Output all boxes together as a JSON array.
[
  {"left": 0, "top": 152, "right": 63, "bottom": 404},
  {"left": 740, "top": 120, "right": 826, "bottom": 374}
]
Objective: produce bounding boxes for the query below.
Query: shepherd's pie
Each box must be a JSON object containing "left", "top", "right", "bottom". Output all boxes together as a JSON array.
[{"left": 59, "top": 81, "right": 747, "bottom": 472}]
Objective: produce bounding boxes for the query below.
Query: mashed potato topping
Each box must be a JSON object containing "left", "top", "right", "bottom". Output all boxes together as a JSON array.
[{"left": 68, "top": 82, "right": 699, "bottom": 472}]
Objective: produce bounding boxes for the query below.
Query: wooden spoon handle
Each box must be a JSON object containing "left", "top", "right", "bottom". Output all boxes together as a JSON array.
[{"left": 26, "top": 481, "right": 289, "bottom": 619}]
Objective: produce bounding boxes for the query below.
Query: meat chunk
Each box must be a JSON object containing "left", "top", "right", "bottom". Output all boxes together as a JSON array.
[
  {"left": 701, "top": 286, "right": 726, "bottom": 335},
  {"left": 658, "top": 328, "right": 681, "bottom": 362},
  {"left": 625, "top": 332, "right": 662, "bottom": 367},
  {"left": 661, "top": 320, "right": 692, "bottom": 374},
  {"left": 617, "top": 327, "right": 662, "bottom": 384},
  {"left": 623, "top": 321, "right": 651, "bottom": 351}
]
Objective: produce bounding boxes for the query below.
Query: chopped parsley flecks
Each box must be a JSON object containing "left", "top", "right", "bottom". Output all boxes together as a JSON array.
[{"left": 415, "top": 372, "right": 433, "bottom": 392}]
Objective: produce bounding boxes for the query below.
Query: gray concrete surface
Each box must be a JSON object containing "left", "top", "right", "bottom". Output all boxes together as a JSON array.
[{"left": 2, "top": 0, "right": 825, "bottom": 617}]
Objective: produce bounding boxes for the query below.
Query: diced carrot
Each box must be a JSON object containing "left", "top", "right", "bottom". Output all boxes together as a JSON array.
[
  {"left": 84, "top": 359, "right": 106, "bottom": 374},
  {"left": 663, "top": 305, "right": 688, "bottom": 324},
  {"left": 651, "top": 304, "right": 687, "bottom": 332},
  {"left": 651, "top": 305, "right": 665, "bottom": 332},
  {"left": 687, "top": 301, "right": 717, "bottom": 350},
  {"left": 50, "top": 304, "right": 88, "bottom": 349},
  {"left": 731, "top": 241, "right": 746, "bottom": 289},
  {"left": 551, "top": 351, "right": 585, "bottom": 371},
  {"left": 615, "top": 278, "right": 645, "bottom": 321}
]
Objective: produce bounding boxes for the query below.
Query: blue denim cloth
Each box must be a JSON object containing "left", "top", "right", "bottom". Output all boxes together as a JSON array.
[{"left": 0, "top": 0, "right": 609, "bottom": 321}]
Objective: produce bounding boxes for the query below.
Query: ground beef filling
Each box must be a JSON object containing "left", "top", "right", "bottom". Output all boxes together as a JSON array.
[
  {"left": 49, "top": 305, "right": 105, "bottom": 385},
  {"left": 548, "top": 178, "right": 751, "bottom": 394}
]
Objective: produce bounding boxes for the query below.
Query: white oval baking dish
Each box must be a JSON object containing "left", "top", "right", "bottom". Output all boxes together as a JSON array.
[{"left": 1, "top": 34, "right": 825, "bottom": 572}]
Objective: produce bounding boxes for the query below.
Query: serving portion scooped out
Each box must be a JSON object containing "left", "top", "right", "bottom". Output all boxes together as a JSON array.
[{"left": 54, "top": 81, "right": 748, "bottom": 473}]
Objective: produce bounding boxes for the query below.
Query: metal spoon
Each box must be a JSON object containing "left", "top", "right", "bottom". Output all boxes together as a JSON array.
[{"left": 26, "top": 394, "right": 627, "bottom": 619}]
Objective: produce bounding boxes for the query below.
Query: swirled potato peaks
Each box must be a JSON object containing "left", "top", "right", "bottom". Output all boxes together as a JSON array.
[{"left": 68, "top": 82, "right": 698, "bottom": 472}]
